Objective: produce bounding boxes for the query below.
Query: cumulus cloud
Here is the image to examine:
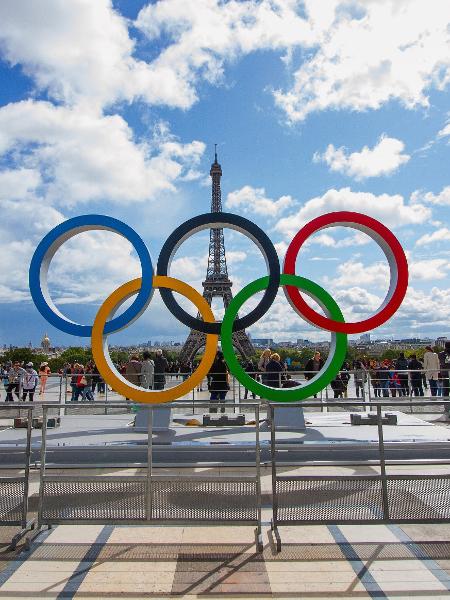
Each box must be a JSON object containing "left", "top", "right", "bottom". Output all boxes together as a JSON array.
[
  {"left": 0, "top": 0, "right": 206, "bottom": 109},
  {"left": 274, "top": 0, "right": 450, "bottom": 122},
  {"left": 416, "top": 227, "right": 450, "bottom": 246},
  {"left": 411, "top": 186, "right": 450, "bottom": 207},
  {"left": 136, "top": 0, "right": 313, "bottom": 109},
  {"left": 275, "top": 187, "right": 431, "bottom": 239},
  {"left": 313, "top": 135, "right": 410, "bottom": 180},
  {"left": 226, "top": 185, "right": 294, "bottom": 217},
  {"left": 409, "top": 259, "right": 450, "bottom": 281},
  {"left": 0, "top": 168, "right": 143, "bottom": 304},
  {"left": 0, "top": 101, "right": 205, "bottom": 206},
  {"left": 1, "top": 0, "right": 449, "bottom": 122}
]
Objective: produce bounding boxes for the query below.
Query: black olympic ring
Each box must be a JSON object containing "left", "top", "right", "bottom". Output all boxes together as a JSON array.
[{"left": 156, "top": 212, "right": 281, "bottom": 334}]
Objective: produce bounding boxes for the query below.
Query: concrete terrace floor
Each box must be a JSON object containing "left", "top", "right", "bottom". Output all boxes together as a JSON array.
[{"left": 0, "top": 465, "right": 449, "bottom": 599}]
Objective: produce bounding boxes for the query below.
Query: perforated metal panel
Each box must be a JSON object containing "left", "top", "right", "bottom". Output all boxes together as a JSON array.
[
  {"left": 41, "top": 479, "right": 146, "bottom": 522},
  {"left": 276, "top": 477, "right": 384, "bottom": 522},
  {"left": 387, "top": 477, "right": 450, "bottom": 520},
  {"left": 151, "top": 479, "right": 258, "bottom": 521},
  {"left": 0, "top": 478, "right": 25, "bottom": 524},
  {"left": 40, "top": 477, "right": 259, "bottom": 524}
]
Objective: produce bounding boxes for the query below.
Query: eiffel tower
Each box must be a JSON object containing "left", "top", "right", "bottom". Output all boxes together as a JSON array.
[{"left": 178, "top": 148, "right": 255, "bottom": 364}]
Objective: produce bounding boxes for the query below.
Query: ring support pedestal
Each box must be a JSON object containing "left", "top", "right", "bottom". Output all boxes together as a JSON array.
[
  {"left": 134, "top": 407, "right": 171, "bottom": 431},
  {"left": 272, "top": 406, "right": 306, "bottom": 431}
]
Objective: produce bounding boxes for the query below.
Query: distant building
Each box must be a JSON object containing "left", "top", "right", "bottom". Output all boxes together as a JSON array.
[
  {"left": 41, "top": 333, "right": 50, "bottom": 353},
  {"left": 252, "top": 338, "right": 274, "bottom": 347},
  {"left": 359, "top": 333, "right": 371, "bottom": 343},
  {"left": 436, "top": 337, "right": 449, "bottom": 348}
]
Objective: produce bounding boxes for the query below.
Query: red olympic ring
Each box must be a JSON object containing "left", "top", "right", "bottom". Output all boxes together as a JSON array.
[{"left": 283, "top": 211, "right": 409, "bottom": 334}]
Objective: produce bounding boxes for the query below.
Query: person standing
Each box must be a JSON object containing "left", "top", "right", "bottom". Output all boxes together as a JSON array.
[
  {"left": 438, "top": 341, "right": 450, "bottom": 421},
  {"left": 408, "top": 354, "right": 424, "bottom": 397},
  {"left": 39, "top": 362, "right": 51, "bottom": 395},
  {"left": 21, "top": 362, "right": 39, "bottom": 401},
  {"left": 140, "top": 351, "right": 154, "bottom": 390},
  {"left": 265, "top": 353, "right": 284, "bottom": 388},
  {"left": 354, "top": 360, "right": 367, "bottom": 398},
  {"left": 369, "top": 360, "right": 381, "bottom": 398},
  {"left": 258, "top": 348, "right": 272, "bottom": 386},
  {"left": 153, "top": 350, "right": 169, "bottom": 391},
  {"left": 395, "top": 353, "right": 410, "bottom": 397},
  {"left": 423, "top": 346, "right": 440, "bottom": 397},
  {"left": 124, "top": 355, "right": 142, "bottom": 386},
  {"left": 208, "top": 351, "right": 230, "bottom": 413},
  {"left": 377, "top": 360, "right": 391, "bottom": 398},
  {"left": 330, "top": 372, "right": 345, "bottom": 398},
  {"left": 243, "top": 360, "right": 257, "bottom": 399},
  {"left": 6, "top": 362, "right": 25, "bottom": 402},
  {"left": 304, "top": 351, "right": 324, "bottom": 398},
  {"left": 340, "top": 362, "right": 351, "bottom": 398}
]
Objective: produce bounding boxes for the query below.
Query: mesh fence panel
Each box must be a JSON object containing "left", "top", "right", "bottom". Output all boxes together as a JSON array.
[
  {"left": 387, "top": 477, "right": 450, "bottom": 520},
  {"left": 151, "top": 479, "right": 258, "bottom": 521},
  {"left": 0, "top": 479, "right": 25, "bottom": 523},
  {"left": 41, "top": 479, "right": 146, "bottom": 522},
  {"left": 276, "top": 477, "right": 384, "bottom": 522}
]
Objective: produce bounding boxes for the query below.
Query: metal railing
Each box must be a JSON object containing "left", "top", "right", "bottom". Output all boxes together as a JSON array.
[
  {"left": 269, "top": 399, "right": 450, "bottom": 551},
  {"left": 33, "top": 402, "right": 263, "bottom": 551},
  {"left": 0, "top": 406, "right": 35, "bottom": 549}
]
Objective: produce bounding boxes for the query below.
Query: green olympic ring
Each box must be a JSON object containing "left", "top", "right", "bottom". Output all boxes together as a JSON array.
[{"left": 221, "top": 274, "right": 347, "bottom": 402}]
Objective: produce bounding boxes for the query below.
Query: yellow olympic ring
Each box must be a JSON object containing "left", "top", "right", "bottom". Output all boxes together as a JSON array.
[{"left": 91, "top": 275, "right": 218, "bottom": 403}]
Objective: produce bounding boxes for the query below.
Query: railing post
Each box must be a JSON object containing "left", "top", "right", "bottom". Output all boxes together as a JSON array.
[
  {"left": 37, "top": 405, "right": 48, "bottom": 529},
  {"left": 22, "top": 407, "right": 33, "bottom": 528},
  {"left": 366, "top": 371, "right": 372, "bottom": 413},
  {"left": 270, "top": 403, "right": 277, "bottom": 524},
  {"left": 408, "top": 370, "right": 413, "bottom": 413},
  {"left": 255, "top": 404, "right": 262, "bottom": 547},
  {"left": 146, "top": 407, "right": 153, "bottom": 521},
  {"left": 376, "top": 404, "right": 390, "bottom": 521}
]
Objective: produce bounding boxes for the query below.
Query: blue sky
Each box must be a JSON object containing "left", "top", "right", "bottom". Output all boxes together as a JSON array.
[{"left": 0, "top": 0, "right": 449, "bottom": 348}]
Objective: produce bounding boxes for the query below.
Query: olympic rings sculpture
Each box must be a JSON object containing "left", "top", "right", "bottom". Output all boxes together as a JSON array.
[{"left": 29, "top": 211, "right": 408, "bottom": 403}]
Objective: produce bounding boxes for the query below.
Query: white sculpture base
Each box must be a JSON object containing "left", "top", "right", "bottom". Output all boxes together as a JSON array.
[
  {"left": 272, "top": 406, "right": 306, "bottom": 431},
  {"left": 134, "top": 407, "right": 171, "bottom": 431}
]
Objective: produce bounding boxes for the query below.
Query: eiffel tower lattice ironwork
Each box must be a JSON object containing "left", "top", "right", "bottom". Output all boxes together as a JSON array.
[{"left": 178, "top": 149, "right": 255, "bottom": 364}]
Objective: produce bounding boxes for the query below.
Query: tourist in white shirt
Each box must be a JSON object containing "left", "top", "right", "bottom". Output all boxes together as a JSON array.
[{"left": 423, "top": 346, "right": 440, "bottom": 397}]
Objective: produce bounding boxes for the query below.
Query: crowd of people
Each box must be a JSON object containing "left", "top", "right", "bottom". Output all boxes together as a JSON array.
[
  {"left": 1, "top": 360, "right": 50, "bottom": 401},
  {"left": 327, "top": 344, "right": 450, "bottom": 405},
  {"left": 1, "top": 342, "right": 449, "bottom": 418}
]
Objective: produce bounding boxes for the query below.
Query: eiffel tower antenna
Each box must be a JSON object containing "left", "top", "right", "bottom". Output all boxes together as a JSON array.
[{"left": 178, "top": 148, "right": 255, "bottom": 364}]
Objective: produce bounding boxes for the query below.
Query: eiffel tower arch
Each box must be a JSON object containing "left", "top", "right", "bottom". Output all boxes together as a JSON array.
[{"left": 179, "top": 149, "right": 255, "bottom": 365}]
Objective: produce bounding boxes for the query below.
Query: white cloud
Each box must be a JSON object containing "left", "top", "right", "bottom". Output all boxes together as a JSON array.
[
  {"left": 275, "top": 0, "right": 450, "bottom": 122},
  {"left": 324, "top": 260, "right": 389, "bottom": 289},
  {"left": 136, "top": 0, "right": 313, "bottom": 109},
  {"left": 0, "top": 0, "right": 205, "bottom": 110},
  {"left": 409, "top": 259, "right": 450, "bottom": 281},
  {"left": 411, "top": 186, "right": 450, "bottom": 207},
  {"left": 0, "top": 100, "right": 205, "bottom": 206},
  {"left": 416, "top": 228, "right": 450, "bottom": 246},
  {"left": 1, "top": 0, "right": 449, "bottom": 123},
  {"left": 226, "top": 185, "right": 294, "bottom": 217},
  {"left": 275, "top": 187, "right": 431, "bottom": 239},
  {"left": 0, "top": 168, "right": 145, "bottom": 305},
  {"left": 438, "top": 123, "right": 450, "bottom": 138},
  {"left": 314, "top": 135, "right": 410, "bottom": 180}
]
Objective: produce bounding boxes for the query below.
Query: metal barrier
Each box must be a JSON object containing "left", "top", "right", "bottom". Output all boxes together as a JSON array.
[
  {"left": 0, "top": 406, "right": 34, "bottom": 548},
  {"left": 34, "top": 402, "right": 263, "bottom": 551},
  {"left": 269, "top": 400, "right": 450, "bottom": 551}
]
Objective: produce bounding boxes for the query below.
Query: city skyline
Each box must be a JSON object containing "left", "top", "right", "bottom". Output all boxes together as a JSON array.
[{"left": 0, "top": 1, "right": 450, "bottom": 347}]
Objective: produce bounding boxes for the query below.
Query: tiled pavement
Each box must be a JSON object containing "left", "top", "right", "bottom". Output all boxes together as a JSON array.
[
  {"left": 0, "top": 522, "right": 450, "bottom": 598},
  {"left": 0, "top": 464, "right": 450, "bottom": 599}
]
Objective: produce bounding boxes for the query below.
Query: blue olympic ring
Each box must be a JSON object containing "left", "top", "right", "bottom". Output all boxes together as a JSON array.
[{"left": 29, "top": 215, "right": 154, "bottom": 337}]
